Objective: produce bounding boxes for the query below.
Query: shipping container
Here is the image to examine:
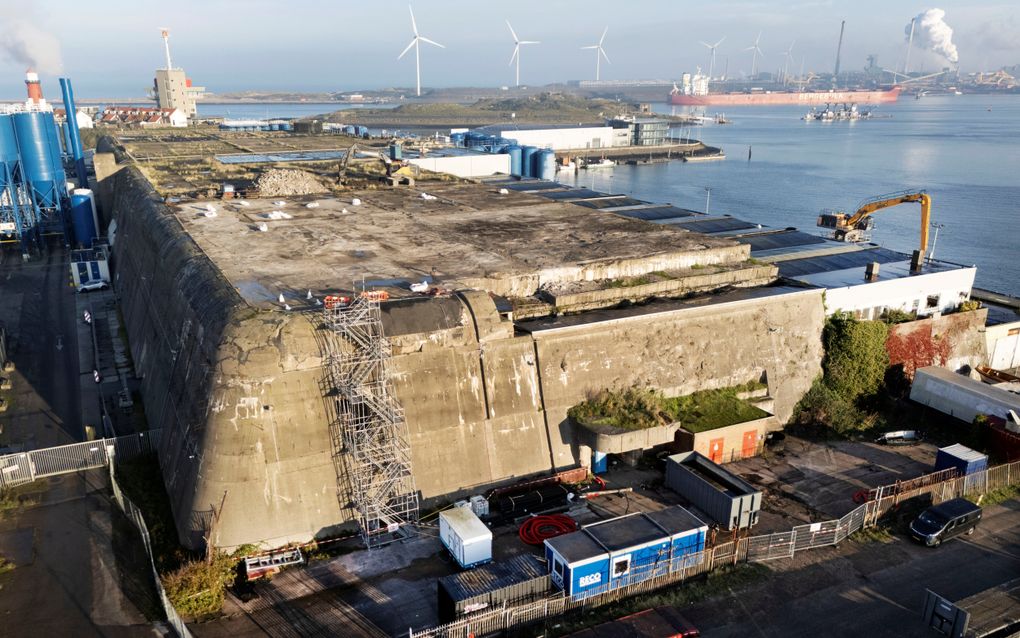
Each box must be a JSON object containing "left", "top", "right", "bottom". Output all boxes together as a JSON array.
[
  {"left": 664, "top": 451, "right": 762, "bottom": 530},
  {"left": 545, "top": 506, "right": 707, "bottom": 598},
  {"left": 439, "top": 506, "right": 493, "bottom": 569},
  {"left": 437, "top": 554, "right": 550, "bottom": 621},
  {"left": 935, "top": 443, "right": 988, "bottom": 476}
]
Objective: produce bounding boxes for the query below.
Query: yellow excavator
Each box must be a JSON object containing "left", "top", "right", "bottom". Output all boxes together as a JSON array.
[{"left": 817, "top": 190, "right": 932, "bottom": 255}]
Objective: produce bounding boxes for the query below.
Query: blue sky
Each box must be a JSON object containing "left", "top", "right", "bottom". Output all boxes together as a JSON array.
[{"left": 2, "top": 1, "right": 1017, "bottom": 98}]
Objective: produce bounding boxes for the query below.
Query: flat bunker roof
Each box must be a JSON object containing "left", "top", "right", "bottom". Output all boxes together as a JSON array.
[{"left": 173, "top": 182, "right": 742, "bottom": 307}]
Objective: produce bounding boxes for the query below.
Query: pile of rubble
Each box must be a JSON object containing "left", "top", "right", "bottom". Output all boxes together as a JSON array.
[{"left": 255, "top": 169, "right": 328, "bottom": 197}]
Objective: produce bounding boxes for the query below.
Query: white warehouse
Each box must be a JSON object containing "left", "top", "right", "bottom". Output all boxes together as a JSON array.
[{"left": 471, "top": 124, "right": 617, "bottom": 151}]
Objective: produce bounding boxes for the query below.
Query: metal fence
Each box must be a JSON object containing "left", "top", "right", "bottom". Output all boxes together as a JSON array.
[
  {"left": 0, "top": 431, "right": 160, "bottom": 489},
  {"left": 409, "top": 459, "right": 1020, "bottom": 638},
  {"left": 107, "top": 452, "right": 193, "bottom": 638}
]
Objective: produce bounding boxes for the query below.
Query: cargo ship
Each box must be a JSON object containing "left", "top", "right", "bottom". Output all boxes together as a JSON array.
[
  {"left": 669, "top": 72, "right": 901, "bottom": 106},
  {"left": 670, "top": 86, "right": 901, "bottom": 106}
]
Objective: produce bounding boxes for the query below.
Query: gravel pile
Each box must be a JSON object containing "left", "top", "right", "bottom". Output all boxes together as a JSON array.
[{"left": 255, "top": 169, "right": 327, "bottom": 197}]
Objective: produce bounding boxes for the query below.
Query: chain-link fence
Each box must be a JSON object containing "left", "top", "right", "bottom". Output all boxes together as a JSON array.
[{"left": 107, "top": 453, "right": 193, "bottom": 638}]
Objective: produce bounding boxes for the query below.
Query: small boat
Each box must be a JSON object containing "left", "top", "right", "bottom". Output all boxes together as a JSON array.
[
  {"left": 582, "top": 158, "right": 616, "bottom": 170},
  {"left": 976, "top": 365, "right": 1020, "bottom": 384}
]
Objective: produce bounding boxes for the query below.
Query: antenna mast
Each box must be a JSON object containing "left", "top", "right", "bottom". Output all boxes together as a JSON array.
[{"left": 160, "top": 28, "right": 173, "bottom": 70}]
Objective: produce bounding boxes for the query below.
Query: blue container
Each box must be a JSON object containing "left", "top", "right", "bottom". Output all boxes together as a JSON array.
[
  {"left": 505, "top": 145, "right": 522, "bottom": 176},
  {"left": 935, "top": 444, "right": 988, "bottom": 476},
  {"left": 0, "top": 114, "right": 19, "bottom": 187},
  {"left": 545, "top": 506, "right": 707, "bottom": 598},
  {"left": 536, "top": 149, "right": 556, "bottom": 181},
  {"left": 13, "top": 111, "right": 66, "bottom": 208},
  {"left": 521, "top": 146, "right": 538, "bottom": 178},
  {"left": 70, "top": 193, "right": 96, "bottom": 247},
  {"left": 281, "top": 122, "right": 293, "bottom": 131},
  {"left": 592, "top": 450, "right": 608, "bottom": 474},
  {"left": 451, "top": 132, "right": 466, "bottom": 147},
  {"left": 390, "top": 143, "right": 403, "bottom": 160},
  {"left": 270, "top": 123, "right": 280, "bottom": 131}
]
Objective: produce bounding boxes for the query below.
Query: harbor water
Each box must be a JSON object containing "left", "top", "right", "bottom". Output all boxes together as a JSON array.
[{"left": 557, "top": 95, "right": 1020, "bottom": 296}]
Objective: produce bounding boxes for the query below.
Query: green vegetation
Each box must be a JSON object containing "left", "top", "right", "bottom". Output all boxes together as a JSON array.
[
  {"left": 115, "top": 455, "right": 258, "bottom": 620},
  {"left": 968, "top": 485, "right": 1019, "bottom": 507},
  {"left": 569, "top": 386, "right": 769, "bottom": 433},
  {"left": 791, "top": 313, "right": 889, "bottom": 437},
  {"left": 879, "top": 309, "right": 917, "bottom": 324},
  {"left": 546, "top": 564, "right": 770, "bottom": 637},
  {"left": 0, "top": 554, "right": 13, "bottom": 575},
  {"left": 163, "top": 547, "right": 254, "bottom": 620},
  {"left": 850, "top": 525, "right": 895, "bottom": 544},
  {"left": 959, "top": 299, "right": 981, "bottom": 312}
]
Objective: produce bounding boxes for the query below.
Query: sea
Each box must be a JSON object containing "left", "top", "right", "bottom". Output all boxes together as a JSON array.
[{"left": 555, "top": 95, "right": 1020, "bottom": 297}]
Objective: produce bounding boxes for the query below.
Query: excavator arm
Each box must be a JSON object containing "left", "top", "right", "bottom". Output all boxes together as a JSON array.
[{"left": 838, "top": 191, "right": 932, "bottom": 254}]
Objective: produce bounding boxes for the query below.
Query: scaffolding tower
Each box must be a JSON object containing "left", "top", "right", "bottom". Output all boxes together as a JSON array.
[{"left": 322, "top": 295, "right": 419, "bottom": 547}]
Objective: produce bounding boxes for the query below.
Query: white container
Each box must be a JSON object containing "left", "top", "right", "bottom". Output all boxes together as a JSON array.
[{"left": 439, "top": 506, "right": 492, "bottom": 569}]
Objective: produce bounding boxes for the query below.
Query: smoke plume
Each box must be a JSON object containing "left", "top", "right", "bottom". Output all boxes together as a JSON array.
[
  {"left": 0, "top": 18, "right": 63, "bottom": 74},
  {"left": 906, "top": 9, "right": 959, "bottom": 64}
]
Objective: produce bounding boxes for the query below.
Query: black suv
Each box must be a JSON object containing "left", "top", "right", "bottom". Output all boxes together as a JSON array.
[{"left": 909, "top": 498, "right": 982, "bottom": 547}]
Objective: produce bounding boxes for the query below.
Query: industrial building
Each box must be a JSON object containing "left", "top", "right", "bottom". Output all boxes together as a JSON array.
[
  {"left": 468, "top": 123, "right": 615, "bottom": 150},
  {"left": 150, "top": 29, "right": 204, "bottom": 118},
  {"left": 0, "top": 72, "right": 93, "bottom": 252}
]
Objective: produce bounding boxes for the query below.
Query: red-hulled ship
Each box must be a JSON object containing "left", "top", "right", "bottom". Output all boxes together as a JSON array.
[{"left": 669, "top": 86, "right": 901, "bottom": 106}]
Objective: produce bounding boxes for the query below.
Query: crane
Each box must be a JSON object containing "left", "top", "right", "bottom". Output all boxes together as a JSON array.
[{"left": 817, "top": 190, "right": 933, "bottom": 255}]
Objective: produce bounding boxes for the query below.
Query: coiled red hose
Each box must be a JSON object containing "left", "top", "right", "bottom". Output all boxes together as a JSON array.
[{"left": 519, "top": 514, "right": 578, "bottom": 545}]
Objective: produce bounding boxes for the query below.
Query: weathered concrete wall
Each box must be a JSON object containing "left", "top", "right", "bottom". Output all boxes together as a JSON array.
[
  {"left": 886, "top": 309, "right": 988, "bottom": 385},
  {"left": 106, "top": 165, "right": 346, "bottom": 550},
  {"left": 529, "top": 289, "right": 825, "bottom": 471}
]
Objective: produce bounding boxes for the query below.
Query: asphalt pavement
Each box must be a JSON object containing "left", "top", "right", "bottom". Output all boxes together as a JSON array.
[{"left": 683, "top": 499, "right": 1020, "bottom": 638}]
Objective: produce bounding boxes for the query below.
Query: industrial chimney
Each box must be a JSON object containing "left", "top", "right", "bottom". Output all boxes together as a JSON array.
[{"left": 25, "top": 70, "right": 43, "bottom": 103}]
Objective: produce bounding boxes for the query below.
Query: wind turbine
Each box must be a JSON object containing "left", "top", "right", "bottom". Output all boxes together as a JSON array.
[
  {"left": 398, "top": 5, "right": 444, "bottom": 97},
  {"left": 781, "top": 41, "right": 795, "bottom": 84},
  {"left": 507, "top": 21, "right": 539, "bottom": 88},
  {"left": 699, "top": 37, "right": 725, "bottom": 79},
  {"left": 581, "top": 27, "right": 611, "bottom": 81},
  {"left": 744, "top": 32, "right": 764, "bottom": 78}
]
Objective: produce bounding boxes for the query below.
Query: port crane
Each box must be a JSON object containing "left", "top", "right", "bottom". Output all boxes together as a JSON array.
[{"left": 817, "top": 190, "right": 933, "bottom": 255}]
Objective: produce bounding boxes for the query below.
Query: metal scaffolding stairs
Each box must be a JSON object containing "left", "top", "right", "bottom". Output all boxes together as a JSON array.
[{"left": 323, "top": 296, "right": 419, "bottom": 547}]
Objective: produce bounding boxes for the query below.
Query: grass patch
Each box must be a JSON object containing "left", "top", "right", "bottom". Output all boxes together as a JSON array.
[
  {"left": 545, "top": 563, "right": 770, "bottom": 637},
  {"left": 569, "top": 386, "right": 769, "bottom": 432},
  {"left": 850, "top": 525, "right": 895, "bottom": 544},
  {"left": 969, "top": 485, "right": 1019, "bottom": 507}
]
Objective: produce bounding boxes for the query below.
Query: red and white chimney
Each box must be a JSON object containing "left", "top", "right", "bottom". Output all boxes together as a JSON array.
[{"left": 25, "top": 70, "right": 43, "bottom": 103}]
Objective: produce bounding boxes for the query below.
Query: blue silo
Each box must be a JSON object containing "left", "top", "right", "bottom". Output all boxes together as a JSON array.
[
  {"left": 521, "top": 146, "right": 538, "bottom": 178},
  {"left": 70, "top": 192, "right": 96, "bottom": 247},
  {"left": 536, "top": 149, "right": 556, "bottom": 181},
  {"left": 13, "top": 111, "right": 66, "bottom": 209},
  {"left": 0, "top": 114, "right": 23, "bottom": 235},
  {"left": 505, "top": 145, "right": 522, "bottom": 176}
]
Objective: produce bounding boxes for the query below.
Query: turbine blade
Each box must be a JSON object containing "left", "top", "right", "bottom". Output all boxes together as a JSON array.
[
  {"left": 599, "top": 26, "right": 608, "bottom": 45},
  {"left": 419, "top": 36, "right": 445, "bottom": 48},
  {"left": 520, "top": 40, "right": 539, "bottom": 45},
  {"left": 409, "top": 5, "right": 418, "bottom": 35},
  {"left": 506, "top": 20, "right": 518, "bottom": 43},
  {"left": 715, "top": 36, "right": 726, "bottom": 47},
  {"left": 700, "top": 41, "right": 712, "bottom": 49},
  {"left": 581, "top": 45, "right": 598, "bottom": 50},
  {"left": 509, "top": 45, "right": 518, "bottom": 66},
  {"left": 398, "top": 38, "right": 416, "bottom": 59},
  {"left": 600, "top": 47, "right": 611, "bottom": 64}
]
